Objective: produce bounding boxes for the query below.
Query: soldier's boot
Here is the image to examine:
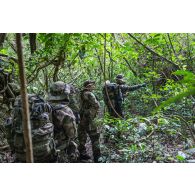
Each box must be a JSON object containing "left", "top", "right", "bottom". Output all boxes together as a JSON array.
[
  {"left": 78, "top": 144, "right": 91, "bottom": 161},
  {"left": 91, "top": 134, "right": 101, "bottom": 163},
  {"left": 67, "top": 141, "right": 80, "bottom": 162},
  {"left": 80, "top": 153, "right": 91, "bottom": 161},
  {"left": 93, "top": 149, "right": 101, "bottom": 163}
]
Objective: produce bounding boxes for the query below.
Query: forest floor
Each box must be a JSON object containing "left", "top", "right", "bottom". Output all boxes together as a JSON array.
[{"left": 98, "top": 114, "right": 195, "bottom": 163}]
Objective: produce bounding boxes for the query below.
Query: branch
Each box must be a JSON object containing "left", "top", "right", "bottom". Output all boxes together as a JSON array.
[
  {"left": 29, "top": 33, "right": 37, "bottom": 54},
  {"left": 165, "top": 114, "right": 195, "bottom": 144},
  {"left": 0, "top": 145, "right": 9, "bottom": 150},
  {"left": 103, "top": 33, "right": 106, "bottom": 79},
  {"left": 127, "top": 33, "right": 180, "bottom": 69},
  {"left": 123, "top": 57, "right": 138, "bottom": 77},
  {"left": 27, "top": 57, "right": 57, "bottom": 84},
  {"left": 0, "top": 53, "right": 18, "bottom": 63},
  {"left": 106, "top": 48, "right": 116, "bottom": 63},
  {"left": 0, "top": 33, "right": 6, "bottom": 47},
  {"left": 167, "top": 33, "right": 182, "bottom": 64},
  {"left": 7, "top": 41, "right": 17, "bottom": 53},
  {"left": 95, "top": 48, "right": 104, "bottom": 74},
  {"left": 69, "top": 71, "right": 84, "bottom": 84}
]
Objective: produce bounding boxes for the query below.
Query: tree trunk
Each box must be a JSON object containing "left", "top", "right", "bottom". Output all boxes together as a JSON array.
[
  {"left": 16, "top": 33, "right": 34, "bottom": 163},
  {"left": 0, "top": 33, "right": 6, "bottom": 47},
  {"left": 29, "top": 33, "right": 37, "bottom": 54},
  {"left": 103, "top": 33, "right": 106, "bottom": 80}
]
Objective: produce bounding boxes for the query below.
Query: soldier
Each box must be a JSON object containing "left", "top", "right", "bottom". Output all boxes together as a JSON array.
[
  {"left": 0, "top": 68, "right": 20, "bottom": 112},
  {"left": 103, "top": 74, "right": 146, "bottom": 118},
  {"left": 48, "top": 81, "right": 79, "bottom": 162},
  {"left": 78, "top": 80, "right": 101, "bottom": 162}
]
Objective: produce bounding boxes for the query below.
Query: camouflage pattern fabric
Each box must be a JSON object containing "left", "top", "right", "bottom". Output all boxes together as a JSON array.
[
  {"left": 51, "top": 103, "right": 79, "bottom": 162},
  {"left": 51, "top": 104, "right": 77, "bottom": 148},
  {"left": 49, "top": 81, "right": 80, "bottom": 124},
  {"left": 48, "top": 81, "right": 79, "bottom": 162},
  {"left": 78, "top": 89, "right": 101, "bottom": 162},
  {"left": 6, "top": 94, "right": 57, "bottom": 163},
  {"left": 48, "top": 81, "right": 70, "bottom": 102},
  {"left": 0, "top": 69, "right": 19, "bottom": 111}
]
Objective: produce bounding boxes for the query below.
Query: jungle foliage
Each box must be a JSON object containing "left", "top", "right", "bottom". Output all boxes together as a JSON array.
[{"left": 1, "top": 33, "right": 195, "bottom": 162}]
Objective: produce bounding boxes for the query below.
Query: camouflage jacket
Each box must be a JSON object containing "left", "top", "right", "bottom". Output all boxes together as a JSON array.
[
  {"left": 119, "top": 83, "right": 145, "bottom": 94},
  {"left": 51, "top": 103, "right": 77, "bottom": 140},
  {"left": 103, "top": 83, "right": 145, "bottom": 102},
  {"left": 80, "top": 90, "right": 100, "bottom": 119}
]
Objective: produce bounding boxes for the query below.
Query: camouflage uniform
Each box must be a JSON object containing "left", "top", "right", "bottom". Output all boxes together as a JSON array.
[
  {"left": 103, "top": 74, "right": 146, "bottom": 118},
  {"left": 78, "top": 80, "right": 101, "bottom": 162},
  {"left": 48, "top": 81, "right": 79, "bottom": 162},
  {"left": 0, "top": 68, "right": 20, "bottom": 111},
  {"left": 1, "top": 74, "right": 20, "bottom": 155}
]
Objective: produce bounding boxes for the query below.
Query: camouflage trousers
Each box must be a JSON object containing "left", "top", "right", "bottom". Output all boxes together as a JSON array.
[
  {"left": 78, "top": 114, "right": 101, "bottom": 162},
  {"left": 54, "top": 130, "right": 79, "bottom": 163}
]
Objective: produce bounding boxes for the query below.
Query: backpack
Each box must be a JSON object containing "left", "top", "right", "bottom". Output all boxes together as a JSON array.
[
  {"left": 51, "top": 104, "right": 78, "bottom": 162},
  {"left": 52, "top": 104, "right": 77, "bottom": 150},
  {"left": 103, "top": 82, "right": 123, "bottom": 105},
  {"left": 11, "top": 94, "right": 56, "bottom": 162}
]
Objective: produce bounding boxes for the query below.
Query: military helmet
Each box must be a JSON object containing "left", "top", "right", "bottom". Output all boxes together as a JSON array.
[
  {"left": 48, "top": 81, "right": 70, "bottom": 101},
  {"left": 116, "top": 74, "right": 126, "bottom": 84},
  {"left": 83, "top": 80, "right": 95, "bottom": 89}
]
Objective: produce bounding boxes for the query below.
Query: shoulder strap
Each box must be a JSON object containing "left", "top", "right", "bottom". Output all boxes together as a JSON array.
[{"left": 52, "top": 104, "right": 66, "bottom": 111}]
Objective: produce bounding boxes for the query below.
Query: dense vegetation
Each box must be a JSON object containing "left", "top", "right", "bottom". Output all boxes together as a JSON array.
[{"left": 1, "top": 33, "right": 195, "bottom": 162}]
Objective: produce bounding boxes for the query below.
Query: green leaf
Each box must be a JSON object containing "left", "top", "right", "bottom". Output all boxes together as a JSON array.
[
  {"left": 0, "top": 48, "right": 7, "bottom": 54},
  {"left": 154, "top": 87, "right": 195, "bottom": 112},
  {"left": 176, "top": 155, "right": 185, "bottom": 162}
]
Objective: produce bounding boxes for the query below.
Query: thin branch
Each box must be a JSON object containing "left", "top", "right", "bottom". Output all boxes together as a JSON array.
[
  {"left": 95, "top": 48, "right": 104, "bottom": 74},
  {"left": 167, "top": 33, "right": 182, "bottom": 65},
  {"left": 103, "top": 33, "right": 106, "bottom": 79},
  {"left": 27, "top": 57, "right": 57, "bottom": 83},
  {"left": 165, "top": 114, "right": 195, "bottom": 144},
  {"left": 127, "top": 33, "right": 180, "bottom": 69},
  {"left": 0, "top": 53, "right": 18, "bottom": 63},
  {"left": 29, "top": 33, "right": 37, "bottom": 54},
  {"left": 0, "top": 33, "right": 6, "bottom": 47},
  {"left": 102, "top": 34, "right": 123, "bottom": 118},
  {"left": 16, "top": 33, "right": 34, "bottom": 163},
  {"left": 186, "top": 34, "right": 193, "bottom": 67},
  {"left": 0, "top": 145, "right": 9, "bottom": 150},
  {"left": 123, "top": 57, "right": 138, "bottom": 77}
]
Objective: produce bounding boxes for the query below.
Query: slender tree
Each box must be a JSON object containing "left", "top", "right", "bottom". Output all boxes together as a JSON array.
[
  {"left": 16, "top": 33, "right": 34, "bottom": 163},
  {"left": 29, "top": 33, "right": 37, "bottom": 54}
]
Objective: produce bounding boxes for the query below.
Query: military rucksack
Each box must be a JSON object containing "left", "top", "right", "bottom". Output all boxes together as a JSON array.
[
  {"left": 10, "top": 94, "right": 56, "bottom": 162},
  {"left": 103, "top": 82, "right": 123, "bottom": 104},
  {"left": 52, "top": 104, "right": 77, "bottom": 149},
  {"left": 51, "top": 104, "right": 78, "bottom": 162}
]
